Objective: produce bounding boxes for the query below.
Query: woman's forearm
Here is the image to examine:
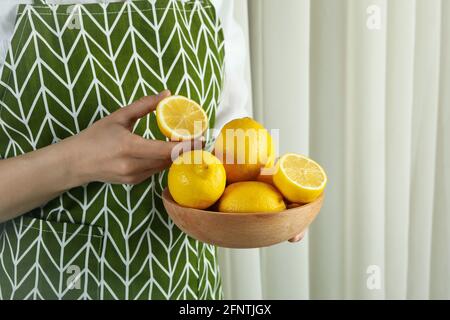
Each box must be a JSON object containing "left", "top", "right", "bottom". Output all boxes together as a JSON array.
[{"left": 0, "top": 139, "right": 81, "bottom": 223}]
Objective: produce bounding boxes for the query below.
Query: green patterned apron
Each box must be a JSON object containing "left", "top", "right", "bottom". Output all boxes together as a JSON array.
[{"left": 0, "top": 0, "right": 225, "bottom": 300}]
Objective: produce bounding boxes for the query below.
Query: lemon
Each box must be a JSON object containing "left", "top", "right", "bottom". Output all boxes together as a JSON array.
[
  {"left": 168, "top": 151, "right": 226, "bottom": 209},
  {"left": 273, "top": 154, "right": 327, "bottom": 203},
  {"left": 217, "top": 181, "right": 286, "bottom": 213},
  {"left": 214, "top": 118, "right": 275, "bottom": 183},
  {"left": 156, "top": 96, "right": 208, "bottom": 141}
]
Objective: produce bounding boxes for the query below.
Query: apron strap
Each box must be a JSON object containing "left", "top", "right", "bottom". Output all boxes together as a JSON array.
[
  {"left": 33, "top": 0, "right": 142, "bottom": 4},
  {"left": 32, "top": 0, "right": 150, "bottom": 5}
]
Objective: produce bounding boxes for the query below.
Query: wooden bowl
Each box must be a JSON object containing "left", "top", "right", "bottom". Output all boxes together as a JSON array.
[{"left": 162, "top": 188, "right": 324, "bottom": 249}]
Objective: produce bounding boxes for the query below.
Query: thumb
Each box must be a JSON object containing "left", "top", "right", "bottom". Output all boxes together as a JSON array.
[{"left": 116, "top": 90, "right": 171, "bottom": 124}]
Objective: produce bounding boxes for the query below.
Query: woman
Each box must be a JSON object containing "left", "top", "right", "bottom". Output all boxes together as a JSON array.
[{"left": 0, "top": 0, "right": 302, "bottom": 300}]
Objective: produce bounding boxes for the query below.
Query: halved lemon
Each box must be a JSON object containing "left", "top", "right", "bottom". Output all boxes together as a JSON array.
[
  {"left": 273, "top": 154, "right": 327, "bottom": 203},
  {"left": 156, "top": 96, "right": 208, "bottom": 141}
]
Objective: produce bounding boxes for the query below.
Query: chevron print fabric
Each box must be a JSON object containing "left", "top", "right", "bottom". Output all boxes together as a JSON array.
[{"left": 0, "top": 0, "right": 225, "bottom": 300}]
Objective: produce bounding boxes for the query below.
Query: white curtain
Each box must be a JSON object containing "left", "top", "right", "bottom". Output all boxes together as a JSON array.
[{"left": 218, "top": 0, "right": 450, "bottom": 300}]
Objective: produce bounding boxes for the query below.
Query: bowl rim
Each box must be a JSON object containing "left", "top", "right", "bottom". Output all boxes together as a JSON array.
[{"left": 162, "top": 188, "right": 324, "bottom": 217}]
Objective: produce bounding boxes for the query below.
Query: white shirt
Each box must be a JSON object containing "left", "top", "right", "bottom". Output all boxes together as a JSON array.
[{"left": 0, "top": 0, "right": 249, "bottom": 130}]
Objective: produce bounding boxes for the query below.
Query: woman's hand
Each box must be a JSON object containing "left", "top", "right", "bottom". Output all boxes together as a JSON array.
[{"left": 65, "top": 90, "right": 187, "bottom": 186}]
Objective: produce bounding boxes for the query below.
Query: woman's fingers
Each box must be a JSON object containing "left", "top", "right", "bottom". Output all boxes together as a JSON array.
[
  {"left": 117, "top": 158, "right": 171, "bottom": 177},
  {"left": 116, "top": 137, "right": 205, "bottom": 179},
  {"left": 289, "top": 231, "right": 306, "bottom": 243},
  {"left": 130, "top": 137, "right": 204, "bottom": 160},
  {"left": 119, "top": 168, "right": 166, "bottom": 185},
  {"left": 114, "top": 90, "right": 171, "bottom": 125}
]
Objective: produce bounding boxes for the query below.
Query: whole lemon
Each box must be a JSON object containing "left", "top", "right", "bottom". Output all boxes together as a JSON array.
[
  {"left": 214, "top": 118, "right": 275, "bottom": 183},
  {"left": 168, "top": 151, "right": 226, "bottom": 209},
  {"left": 217, "top": 181, "right": 286, "bottom": 213}
]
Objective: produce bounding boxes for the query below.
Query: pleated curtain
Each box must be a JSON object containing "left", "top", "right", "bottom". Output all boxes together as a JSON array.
[{"left": 218, "top": 0, "right": 450, "bottom": 300}]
